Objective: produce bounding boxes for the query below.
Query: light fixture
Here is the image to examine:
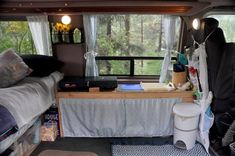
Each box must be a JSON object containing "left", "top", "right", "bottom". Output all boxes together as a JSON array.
[
  {"left": 61, "top": 15, "right": 71, "bottom": 25},
  {"left": 192, "top": 18, "right": 200, "bottom": 30}
]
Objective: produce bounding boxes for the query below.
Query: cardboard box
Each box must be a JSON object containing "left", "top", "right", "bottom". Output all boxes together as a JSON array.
[
  {"left": 41, "top": 124, "right": 57, "bottom": 142},
  {"left": 44, "top": 107, "right": 60, "bottom": 136}
]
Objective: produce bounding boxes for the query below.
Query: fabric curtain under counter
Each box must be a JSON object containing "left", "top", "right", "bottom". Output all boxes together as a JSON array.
[{"left": 59, "top": 98, "right": 181, "bottom": 137}]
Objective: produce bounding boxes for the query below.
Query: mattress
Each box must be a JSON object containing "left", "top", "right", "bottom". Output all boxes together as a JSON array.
[
  {"left": 0, "top": 71, "right": 63, "bottom": 153},
  {"left": 0, "top": 71, "right": 63, "bottom": 129}
]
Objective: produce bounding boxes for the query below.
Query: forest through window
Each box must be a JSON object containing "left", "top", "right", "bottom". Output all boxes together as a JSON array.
[
  {"left": 96, "top": 14, "right": 181, "bottom": 76},
  {"left": 0, "top": 21, "right": 36, "bottom": 54}
]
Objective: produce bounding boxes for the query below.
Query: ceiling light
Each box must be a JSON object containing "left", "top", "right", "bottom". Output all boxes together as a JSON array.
[
  {"left": 192, "top": 18, "right": 200, "bottom": 30},
  {"left": 61, "top": 15, "right": 71, "bottom": 25}
]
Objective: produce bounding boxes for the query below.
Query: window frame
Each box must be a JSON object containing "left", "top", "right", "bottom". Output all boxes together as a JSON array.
[
  {"left": 96, "top": 56, "right": 177, "bottom": 77},
  {"left": 204, "top": 12, "right": 235, "bottom": 43}
]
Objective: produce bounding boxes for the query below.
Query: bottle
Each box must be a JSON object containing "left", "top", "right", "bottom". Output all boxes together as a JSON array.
[{"left": 73, "top": 28, "right": 81, "bottom": 43}]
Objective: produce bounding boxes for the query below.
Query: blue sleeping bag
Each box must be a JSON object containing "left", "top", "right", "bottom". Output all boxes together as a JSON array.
[{"left": 0, "top": 105, "right": 18, "bottom": 141}]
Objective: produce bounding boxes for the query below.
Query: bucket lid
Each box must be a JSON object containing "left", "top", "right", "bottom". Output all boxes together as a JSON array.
[{"left": 173, "top": 103, "right": 201, "bottom": 117}]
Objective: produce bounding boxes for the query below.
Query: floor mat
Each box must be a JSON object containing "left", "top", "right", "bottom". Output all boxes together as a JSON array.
[{"left": 112, "top": 144, "right": 209, "bottom": 156}]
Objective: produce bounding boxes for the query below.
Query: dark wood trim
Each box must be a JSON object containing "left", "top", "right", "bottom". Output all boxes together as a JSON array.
[
  {"left": 0, "top": 6, "right": 192, "bottom": 14},
  {"left": 75, "top": 6, "right": 192, "bottom": 13}
]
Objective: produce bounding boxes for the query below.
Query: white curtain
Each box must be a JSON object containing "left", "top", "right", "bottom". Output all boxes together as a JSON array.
[
  {"left": 83, "top": 14, "right": 99, "bottom": 77},
  {"left": 159, "top": 15, "right": 177, "bottom": 83},
  {"left": 27, "top": 15, "right": 52, "bottom": 56},
  {"left": 60, "top": 98, "right": 181, "bottom": 137}
]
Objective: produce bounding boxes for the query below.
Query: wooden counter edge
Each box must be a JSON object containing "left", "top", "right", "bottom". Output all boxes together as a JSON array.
[{"left": 56, "top": 90, "right": 194, "bottom": 102}]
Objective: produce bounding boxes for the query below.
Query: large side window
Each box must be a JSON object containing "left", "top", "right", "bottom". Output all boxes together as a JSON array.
[
  {"left": 95, "top": 14, "right": 181, "bottom": 77},
  {"left": 207, "top": 14, "right": 235, "bottom": 42},
  {"left": 0, "top": 21, "right": 36, "bottom": 54}
]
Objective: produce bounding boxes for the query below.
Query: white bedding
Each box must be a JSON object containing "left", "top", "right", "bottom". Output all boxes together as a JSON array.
[{"left": 0, "top": 71, "right": 63, "bottom": 129}]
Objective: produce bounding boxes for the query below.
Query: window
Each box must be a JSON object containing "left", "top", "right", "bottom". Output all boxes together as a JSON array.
[
  {"left": 207, "top": 14, "right": 235, "bottom": 42},
  {"left": 95, "top": 14, "right": 181, "bottom": 77},
  {"left": 0, "top": 21, "right": 36, "bottom": 54}
]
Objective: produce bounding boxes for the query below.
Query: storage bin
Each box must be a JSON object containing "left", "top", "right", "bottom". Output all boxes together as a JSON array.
[
  {"left": 17, "top": 119, "right": 41, "bottom": 155},
  {"left": 7, "top": 119, "right": 42, "bottom": 156}
]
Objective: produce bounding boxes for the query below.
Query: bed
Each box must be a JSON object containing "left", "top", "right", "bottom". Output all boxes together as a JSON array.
[{"left": 0, "top": 71, "right": 63, "bottom": 154}]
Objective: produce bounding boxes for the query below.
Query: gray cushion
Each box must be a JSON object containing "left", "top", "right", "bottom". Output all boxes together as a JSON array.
[{"left": 0, "top": 49, "right": 32, "bottom": 88}]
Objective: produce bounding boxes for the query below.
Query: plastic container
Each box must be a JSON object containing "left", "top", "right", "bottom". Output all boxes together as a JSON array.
[
  {"left": 73, "top": 28, "right": 81, "bottom": 43},
  {"left": 17, "top": 119, "right": 41, "bottom": 155}
]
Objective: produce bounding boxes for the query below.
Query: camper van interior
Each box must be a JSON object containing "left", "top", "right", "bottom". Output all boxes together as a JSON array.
[{"left": 0, "top": 0, "right": 235, "bottom": 156}]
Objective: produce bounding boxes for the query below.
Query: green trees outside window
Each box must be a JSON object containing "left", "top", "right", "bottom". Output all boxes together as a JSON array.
[
  {"left": 96, "top": 14, "right": 181, "bottom": 76},
  {"left": 0, "top": 21, "right": 36, "bottom": 54}
]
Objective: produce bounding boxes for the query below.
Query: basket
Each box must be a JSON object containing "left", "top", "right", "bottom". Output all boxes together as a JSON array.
[{"left": 172, "top": 71, "right": 187, "bottom": 87}]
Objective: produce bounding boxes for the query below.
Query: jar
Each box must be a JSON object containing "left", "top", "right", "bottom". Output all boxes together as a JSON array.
[
  {"left": 51, "top": 31, "right": 61, "bottom": 44},
  {"left": 73, "top": 28, "right": 81, "bottom": 43},
  {"left": 62, "top": 32, "right": 70, "bottom": 43}
]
